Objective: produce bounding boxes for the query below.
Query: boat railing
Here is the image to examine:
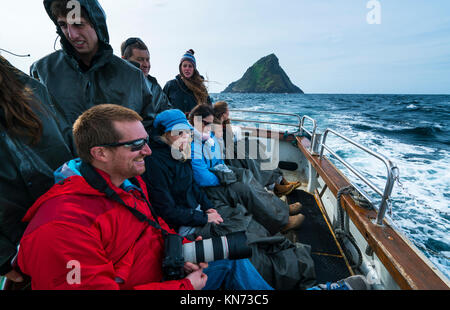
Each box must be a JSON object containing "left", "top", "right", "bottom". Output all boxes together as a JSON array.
[
  {"left": 229, "top": 109, "right": 398, "bottom": 224},
  {"left": 229, "top": 109, "right": 303, "bottom": 129},
  {"left": 229, "top": 110, "right": 318, "bottom": 152},
  {"left": 300, "top": 115, "right": 318, "bottom": 153},
  {"left": 319, "top": 128, "right": 400, "bottom": 226}
]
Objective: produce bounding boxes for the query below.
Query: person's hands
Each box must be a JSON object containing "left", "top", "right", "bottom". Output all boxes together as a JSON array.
[
  {"left": 184, "top": 237, "right": 208, "bottom": 291},
  {"left": 184, "top": 236, "right": 209, "bottom": 274},
  {"left": 206, "top": 209, "right": 223, "bottom": 225},
  {"left": 4, "top": 270, "right": 24, "bottom": 283},
  {"left": 185, "top": 269, "right": 207, "bottom": 290},
  {"left": 184, "top": 262, "right": 209, "bottom": 274}
]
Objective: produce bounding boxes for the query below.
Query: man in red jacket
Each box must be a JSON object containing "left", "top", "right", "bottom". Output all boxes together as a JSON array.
[{"left": 16, "top": 104, "right": 205, "bottom": 290}]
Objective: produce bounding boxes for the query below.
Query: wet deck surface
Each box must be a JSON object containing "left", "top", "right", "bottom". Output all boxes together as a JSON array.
[{"left": 286, "top": 189, "right": 352, "bottom": 283}]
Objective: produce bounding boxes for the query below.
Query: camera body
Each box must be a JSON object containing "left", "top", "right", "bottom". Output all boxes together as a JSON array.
[
  {"left": 162, "top": 231, "right": 252, "bottom": 281},
  {"left": 162, "top": 234, "right": 186, "bottom": 281}
]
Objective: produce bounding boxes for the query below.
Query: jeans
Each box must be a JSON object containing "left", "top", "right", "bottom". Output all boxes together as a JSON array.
[{"left": 203, "top": 259, "right": 273, "bottom": 290}]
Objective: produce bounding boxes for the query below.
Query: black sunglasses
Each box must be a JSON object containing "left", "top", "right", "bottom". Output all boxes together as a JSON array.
[{"left": 97, "top": 136, "right": 150, "bottom": 152}]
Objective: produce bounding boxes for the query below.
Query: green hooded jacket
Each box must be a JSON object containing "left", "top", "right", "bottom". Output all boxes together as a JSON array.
[
  {"left": 0, "top": 57, "right": 74, "bottom": 276},
  {"left": 31, "top": 0, "right": 171, "bottom": 132}
]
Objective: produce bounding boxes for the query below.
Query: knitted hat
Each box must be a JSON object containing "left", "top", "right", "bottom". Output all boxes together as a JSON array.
[
  {"left": 180, "top": 49, "right": 196, "bottom": 68},
  {"left": 154, "top": 109, "right": 194, "bottom": 133}
]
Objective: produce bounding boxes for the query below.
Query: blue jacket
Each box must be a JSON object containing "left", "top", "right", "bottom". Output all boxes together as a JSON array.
[{"left": 191, "top": 131, "right": 225, "bottom": 187}]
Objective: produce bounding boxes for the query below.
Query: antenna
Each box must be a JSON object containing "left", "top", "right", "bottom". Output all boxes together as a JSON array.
[{"left": 0, "top": 48, "right": 31, "bottom": 58}]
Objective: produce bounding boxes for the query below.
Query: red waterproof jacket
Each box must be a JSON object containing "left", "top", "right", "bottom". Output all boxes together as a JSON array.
[{"left": 17, "top": 169, "right": 193, "bottom": 290}]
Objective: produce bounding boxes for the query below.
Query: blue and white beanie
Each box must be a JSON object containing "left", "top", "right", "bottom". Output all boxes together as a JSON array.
[{"left": 180, "top": 49, "right": 196, "bottom": 68}]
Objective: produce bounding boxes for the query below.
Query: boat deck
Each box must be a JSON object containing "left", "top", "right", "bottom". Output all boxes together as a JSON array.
[{"left": 285, "top": 189, "right": 353, "bottom": 284}]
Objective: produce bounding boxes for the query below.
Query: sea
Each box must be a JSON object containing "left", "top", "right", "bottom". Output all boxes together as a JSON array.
[{"left": 212, "top": 92, "right": 450, "bottom": 280}]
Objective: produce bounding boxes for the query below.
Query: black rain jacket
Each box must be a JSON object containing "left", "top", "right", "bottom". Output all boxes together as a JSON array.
[
  {"left": 142, "top": 136, "right": 214, "bottom": 231},
  {"left": 0, "top": 58, "right": 74, "bottom": 275},
  {"left": 163, "top": 75, "right": 211, "bottom": 114},
  {"left": 31, "top": 0, "right": 170, "bottom": 132}
]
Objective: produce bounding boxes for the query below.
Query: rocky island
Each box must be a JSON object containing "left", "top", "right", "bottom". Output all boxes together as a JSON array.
[{"left": 222, "top": 54, "right": 304, "bottom": 94}]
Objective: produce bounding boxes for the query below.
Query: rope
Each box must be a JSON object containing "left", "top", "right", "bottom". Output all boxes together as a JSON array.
[
  {"left": 335, "top": 185, "right": 364, "bottom": 270},
  {"left": 0, "top": 48, "right": 30, "bottom": 58},
  {"left": 282, "top": 130, "right": 310, "bottom": 147}
]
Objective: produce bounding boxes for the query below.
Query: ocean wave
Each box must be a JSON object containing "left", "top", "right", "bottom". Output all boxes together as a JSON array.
[{"left": 351, "top": 123, "right": 446, "bottom": 140}]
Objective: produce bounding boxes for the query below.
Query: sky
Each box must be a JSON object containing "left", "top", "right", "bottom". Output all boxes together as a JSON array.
[{"left": 1, "top": 0, "right": 450, "bottom": 94}]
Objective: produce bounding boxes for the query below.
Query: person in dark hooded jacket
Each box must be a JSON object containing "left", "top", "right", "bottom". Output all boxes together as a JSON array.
[
  {"left": 0, "top": 56, "right": 74, "bottom": 284},
  {"left": 30, "top": 0, "right": 170, "bottom": 133},
  {"left": 163, "top": 49, "right": 212, "bottom": 114},
  {"left": 142, "top": 109, "right": 223, "bottom": 236}
]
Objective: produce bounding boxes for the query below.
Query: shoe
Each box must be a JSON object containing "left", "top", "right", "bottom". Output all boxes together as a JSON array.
[
  {"left": 281, "top": 214, "right": 305, "bottom": 233},
  {"left": 281, "top": 178, "right": 302, "bottom": 187},
  {"left": 274, "top": 184, "right": 295, "bottom": 197},
  {"left": 308, "top": 275, "right": 371, "bottom": 290},
  {"left": 289, "top": 202, "right": 303, "bottom": 215},
  {"left": 291, "top": 182, "right": 302, "bottom": 190}
]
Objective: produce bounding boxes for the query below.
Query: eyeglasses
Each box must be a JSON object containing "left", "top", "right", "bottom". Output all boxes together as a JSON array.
[
  {"left": 202, "top": 120, "right": 213, "bottom": 127},
  {"left": 97, "top": 136, "right": 150, "bottom": 152}
]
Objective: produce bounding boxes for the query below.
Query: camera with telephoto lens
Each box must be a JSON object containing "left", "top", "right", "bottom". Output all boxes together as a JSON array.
[{"left": 162, "top": 231, "right": 252, "bottom": 281}]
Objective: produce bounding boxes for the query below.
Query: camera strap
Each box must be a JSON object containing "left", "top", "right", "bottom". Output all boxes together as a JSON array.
[{"left": 79, "top": 162, "right": 171, "bottom": 237}]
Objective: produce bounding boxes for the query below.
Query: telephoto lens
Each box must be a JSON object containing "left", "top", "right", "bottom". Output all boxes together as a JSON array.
[
  {"left": 183, "top": 231, "right": 252, "bottom": 264},
  {"left": 162, "top": 231, "right": 252, "bottom": 280}
]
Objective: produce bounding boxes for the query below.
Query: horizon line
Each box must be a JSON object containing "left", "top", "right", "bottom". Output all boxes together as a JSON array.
[{"left": 212, "top": 92, "right": 450, "bottom": 96}]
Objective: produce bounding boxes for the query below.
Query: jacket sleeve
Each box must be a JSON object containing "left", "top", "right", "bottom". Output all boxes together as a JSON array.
[
  {"left": 144, "top": 159, "right": 208, "bottom": 228},
  {"left": 192, "top": 183, "right": 215, "bottom": 212},
  {"left": 37, "top": 82, "right": 77, "bottom": 157},
  {"left": 134, "top": 278, "right": 193, "bottom": 290},
  {"left": 0, "top": 198, "right": 24, "bottom": 276},
  {"left": 0, "top": 233, "right": 16, "bottom": 276},
  {"left": 162, "top": 81, "right": 171, "bottom": 99},
  {"left": 190, "top": 141, "right": 221, "bottom": 187},
  {"left": 139, "top": 74, "right": 160, "bottom": 134},
  {"left": 0, "top": 185, "right": 24, "bottom": 276},
  {"left": 30, "top": 61, "right": 40, "bottom": 81},
  {"left": 148, "top": 79, "right": 172, "bottom": 114},
  {"left": 18, "top": 221, "right": 120, "bottom": 290}
]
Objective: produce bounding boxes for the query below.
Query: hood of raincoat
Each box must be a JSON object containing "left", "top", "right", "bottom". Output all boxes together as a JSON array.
[{"left": 43, "top": 0, "right": 112, "bottom": 62}]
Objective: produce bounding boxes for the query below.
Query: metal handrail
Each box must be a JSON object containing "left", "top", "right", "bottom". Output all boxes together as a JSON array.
[
  {"left": 230, "top": 119, "right": 300, "bottom": 128},
  {"left": 229, "top": 110, "right": 319, "bottom": 153},
  {"left": 228, "top": 109, "right": 398, "bottom": 225},
  {"left": 230, "top": 110, "right": 302, "bottom": 129},
  {"left": 300, "top": 116, "right": 318, "bottom": 153},
  {"left": 319, "top": 128, "right": 400, "bottom": 226}
]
